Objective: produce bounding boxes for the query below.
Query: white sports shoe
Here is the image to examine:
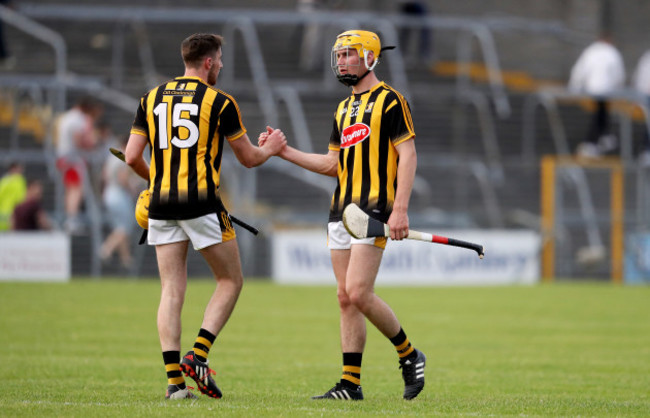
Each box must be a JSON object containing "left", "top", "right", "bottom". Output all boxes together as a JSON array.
[{"left": 165, "top": 384, "right": 198, "bottom": 400}]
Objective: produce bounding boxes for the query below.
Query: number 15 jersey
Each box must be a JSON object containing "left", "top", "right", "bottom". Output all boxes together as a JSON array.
[{"left": 130, "top": 76, "right": 246, "bottom": 220}]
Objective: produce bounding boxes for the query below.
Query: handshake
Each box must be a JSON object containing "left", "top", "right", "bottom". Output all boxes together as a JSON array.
[{"left": 257, "top": 125, "right": 288, "bottom": 158}]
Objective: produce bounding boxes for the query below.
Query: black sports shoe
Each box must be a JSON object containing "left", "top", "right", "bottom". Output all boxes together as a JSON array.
[
  {"left": 180, "top": 350, "right": 223, "bottom": 399},
  {"left": 312, "top": 383, "right": 364, "bottom": 400},
  {"left": 165, "top": 384, "right": 198, "bottom": 400},
  {"left": 399, "top": 349, "right": 426, "bottom": 400}
]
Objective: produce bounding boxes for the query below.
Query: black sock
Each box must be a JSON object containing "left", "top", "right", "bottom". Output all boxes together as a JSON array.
[
  {"left": 193, "top": 328, "right": 216, "bottom": 363},
  {"left": 390, "top": 327, "right": 416, "bottom": 360},
  {"left": 162, "top": 351, "right": 186, "bottom": 389},
  {"left": 340, "top": 352, "right": 362, "bottom": 389}
]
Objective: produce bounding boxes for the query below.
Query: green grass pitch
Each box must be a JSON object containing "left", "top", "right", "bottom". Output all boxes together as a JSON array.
[{"left": 0, "top": 279, "right": 648, "bottom": 416}]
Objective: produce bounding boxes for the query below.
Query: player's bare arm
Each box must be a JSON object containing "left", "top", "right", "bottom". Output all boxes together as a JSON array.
[
  {"left": 125, "top": 133, "right": 150, "bottom": 180},
  {"left": 281, "top": 146, "right": 338, "bottom": 177},
  {"left": 229, "top": 130, "right": 286, "bottom": 168},
  {"left": 259, "top": 126, "right": 338, "bottom": 177},
  {"left": 387, "top": 138, "right": 416, "bottom": 241}
]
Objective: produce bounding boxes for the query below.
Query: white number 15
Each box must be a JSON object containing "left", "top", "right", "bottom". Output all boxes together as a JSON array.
[{"left": 153, "top": 102, "right": 199, "bottom": 149}]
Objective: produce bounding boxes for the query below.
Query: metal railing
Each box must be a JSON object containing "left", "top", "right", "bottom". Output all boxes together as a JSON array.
[
  {"left": 521, "top": 86, "right": 650, "bottom": 255},
  {"left": 15, "top": 4, "right": 512, "bottom": 215},
  {"left": 11, "top": 4, "right": 639, "bottom": 275},
  {"left": 522, "top": 87, "right": 650, "bottom": 164},
  {"left": 0, "top": 4, "right": 67, "bottom": 110},
  {"left": 17, "top": 4, "right": 508, "bottom": 107}
]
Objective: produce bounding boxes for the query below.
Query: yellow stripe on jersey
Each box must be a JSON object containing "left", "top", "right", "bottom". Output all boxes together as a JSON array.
[
  {"left": 338, "top": 95, "right": 358, "bottom": 203},
  {"left": 206, "top": 99, "right": 228, "bottom": 193},
  {"left": 367, "top": 91, "right": 389, "bottom": 206},
  {"left": 177, "top": 94, "right": 195, "bottom": 202},
  {"left": 390, "top": 88, "right": 415, "bottom": 146},
  {"left": 385, "top": 99, "right": 398, "bottom": 113},
  {"left": 160, "top": 93, "right": 175, "bottom": 203},
  {"left": 198, "top": 88, "right": 217, "bottom": 201},
  {"left": 221, "top": 93, "right": 246, "bottom": 142},
  {"left": 350, "top": 93, "right": 370, "bottom": 203},
  {"left": 145, "top": 88, "right": 162, "bottom": 200}
]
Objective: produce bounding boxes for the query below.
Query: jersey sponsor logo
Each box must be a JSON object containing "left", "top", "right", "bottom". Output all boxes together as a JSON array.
[
  {"left": 162, "top": 90, "right": 195, "bottom": 96},
  {"left": 341, "top": 123, "right": 370, "bottom": 148}
]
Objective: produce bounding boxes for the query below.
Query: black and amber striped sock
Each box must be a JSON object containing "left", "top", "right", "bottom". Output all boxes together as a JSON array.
[
  {"left": 340, "top": 352, "right": 362, "bottom": 389},
  {"left": 162, "top": 351, "right": 186, "bottom": 389},
  {"left": 390, "top": 327, "right": 416, "bottom": 359},
  {"left": 193, "top": 328, "right": 216, "bottom": 363}
]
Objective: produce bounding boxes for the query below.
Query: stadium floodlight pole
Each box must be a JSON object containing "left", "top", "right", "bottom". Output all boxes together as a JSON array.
[
  {"left": 109, "top": 147, "right": 259, "bottom": 236},
  {"left": 343, "top": 203, "right": 485, "bottom": 258}
]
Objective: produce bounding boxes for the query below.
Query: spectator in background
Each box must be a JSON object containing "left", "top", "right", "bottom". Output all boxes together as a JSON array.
[
  {"left": 55, "top": 96, "right": 104, "bottom": 234},
  {"left": 569, "top": 33, "right": 625, "bottom": 158},
  {"left": 0, "top": 161, "right": 26, "bottom": 231},
  {"left": 100, "top": 136, "right": 141, "bottom": 269},
  {"left": 398, "top": 1, "right": 432, "bottom": 69},
  {"left": 632, "top": 49, "right": 650, "bottom": 165},
  {"left": 11, "top": 179, "right": 51, "bottom": 230}
]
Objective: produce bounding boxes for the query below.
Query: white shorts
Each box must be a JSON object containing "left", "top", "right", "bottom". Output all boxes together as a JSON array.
[
  {"left": 327, "top": 221, "right": 387, "bottom": 250},
  {"left": 148, "top": 212, "right": 236, "bottom": 250}
]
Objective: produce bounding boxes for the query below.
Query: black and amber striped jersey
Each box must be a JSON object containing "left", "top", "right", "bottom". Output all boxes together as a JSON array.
[
  {"left": 130, "top": 76, "right": 246, "bottom": 220},
  {"left": 328, "top": 81, "right": 415, "bottom": 223}
]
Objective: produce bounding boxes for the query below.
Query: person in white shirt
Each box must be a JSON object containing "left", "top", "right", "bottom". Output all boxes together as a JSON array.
[
  {"left": 55, "top": 97, "right": 103, "bottom": 233},
  {"left": 568, "top": 34, "right": 625, "bottom": 157},
  {"left": 632, "top": 49, "right": 650, "bottom": 164}
]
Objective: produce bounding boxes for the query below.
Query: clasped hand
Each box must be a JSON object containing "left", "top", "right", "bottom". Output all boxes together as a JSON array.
[{"left": 258, "top": 126, "right": 287, "bottom": 156}]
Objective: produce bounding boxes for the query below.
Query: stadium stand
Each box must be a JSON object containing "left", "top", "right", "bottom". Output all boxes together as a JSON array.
[{"left": 2, "top": 1, "right": 649, "bottom": 279}]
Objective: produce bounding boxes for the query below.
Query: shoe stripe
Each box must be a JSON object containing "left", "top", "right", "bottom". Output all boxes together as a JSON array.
[
  {"left": 416, "top": 373, "right": 425, "bottom": 379},
  {"left": 331, "top": 391, "right": 339, "bottom": 400},
  {"left": 341, "top": 390, "right": 350, "bottom": 400}
]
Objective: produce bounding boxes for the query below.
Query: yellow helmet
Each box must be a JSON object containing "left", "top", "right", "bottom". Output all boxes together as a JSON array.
[
  {"left": 135, "top": 189, "right": 150, "bottom": 230},
  {"left": 333, "top": 30, "right": 381, "bottom": 62},
  {"left": 331, "top": 30, "right": 383, "bottom": 86}
]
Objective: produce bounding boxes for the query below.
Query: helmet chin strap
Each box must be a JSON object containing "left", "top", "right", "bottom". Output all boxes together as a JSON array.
[{"left": 336, "top": 69, "right": 371, "bottom": 87}]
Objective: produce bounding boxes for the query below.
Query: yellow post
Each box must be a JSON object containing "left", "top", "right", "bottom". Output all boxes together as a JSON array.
[
  {"left": 540, "top": 156, "right": 625, "bottom": 283},
  {"left": 540, "top": 156, "right": 556, "bottom": 282},
  {"left": 611, "top": 165, "right": 624, "bottom": 283}
]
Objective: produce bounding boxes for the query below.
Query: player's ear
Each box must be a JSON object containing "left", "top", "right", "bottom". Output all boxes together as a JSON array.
[{"left": 203, "top": 56, "right": 213, "bottom": 70}]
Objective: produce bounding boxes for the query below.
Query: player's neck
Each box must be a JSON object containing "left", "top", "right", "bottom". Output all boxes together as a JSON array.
[
  {"left": 352, "top": 72, "right": 381, "bottom": 94},
  {"left": 183, "top": 68, "right": 208, "bottom": 84}
]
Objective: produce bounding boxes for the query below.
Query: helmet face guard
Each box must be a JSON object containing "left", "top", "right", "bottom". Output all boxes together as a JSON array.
[{"left": 331, "top": 30, "right": 381, "bottom": 86}]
